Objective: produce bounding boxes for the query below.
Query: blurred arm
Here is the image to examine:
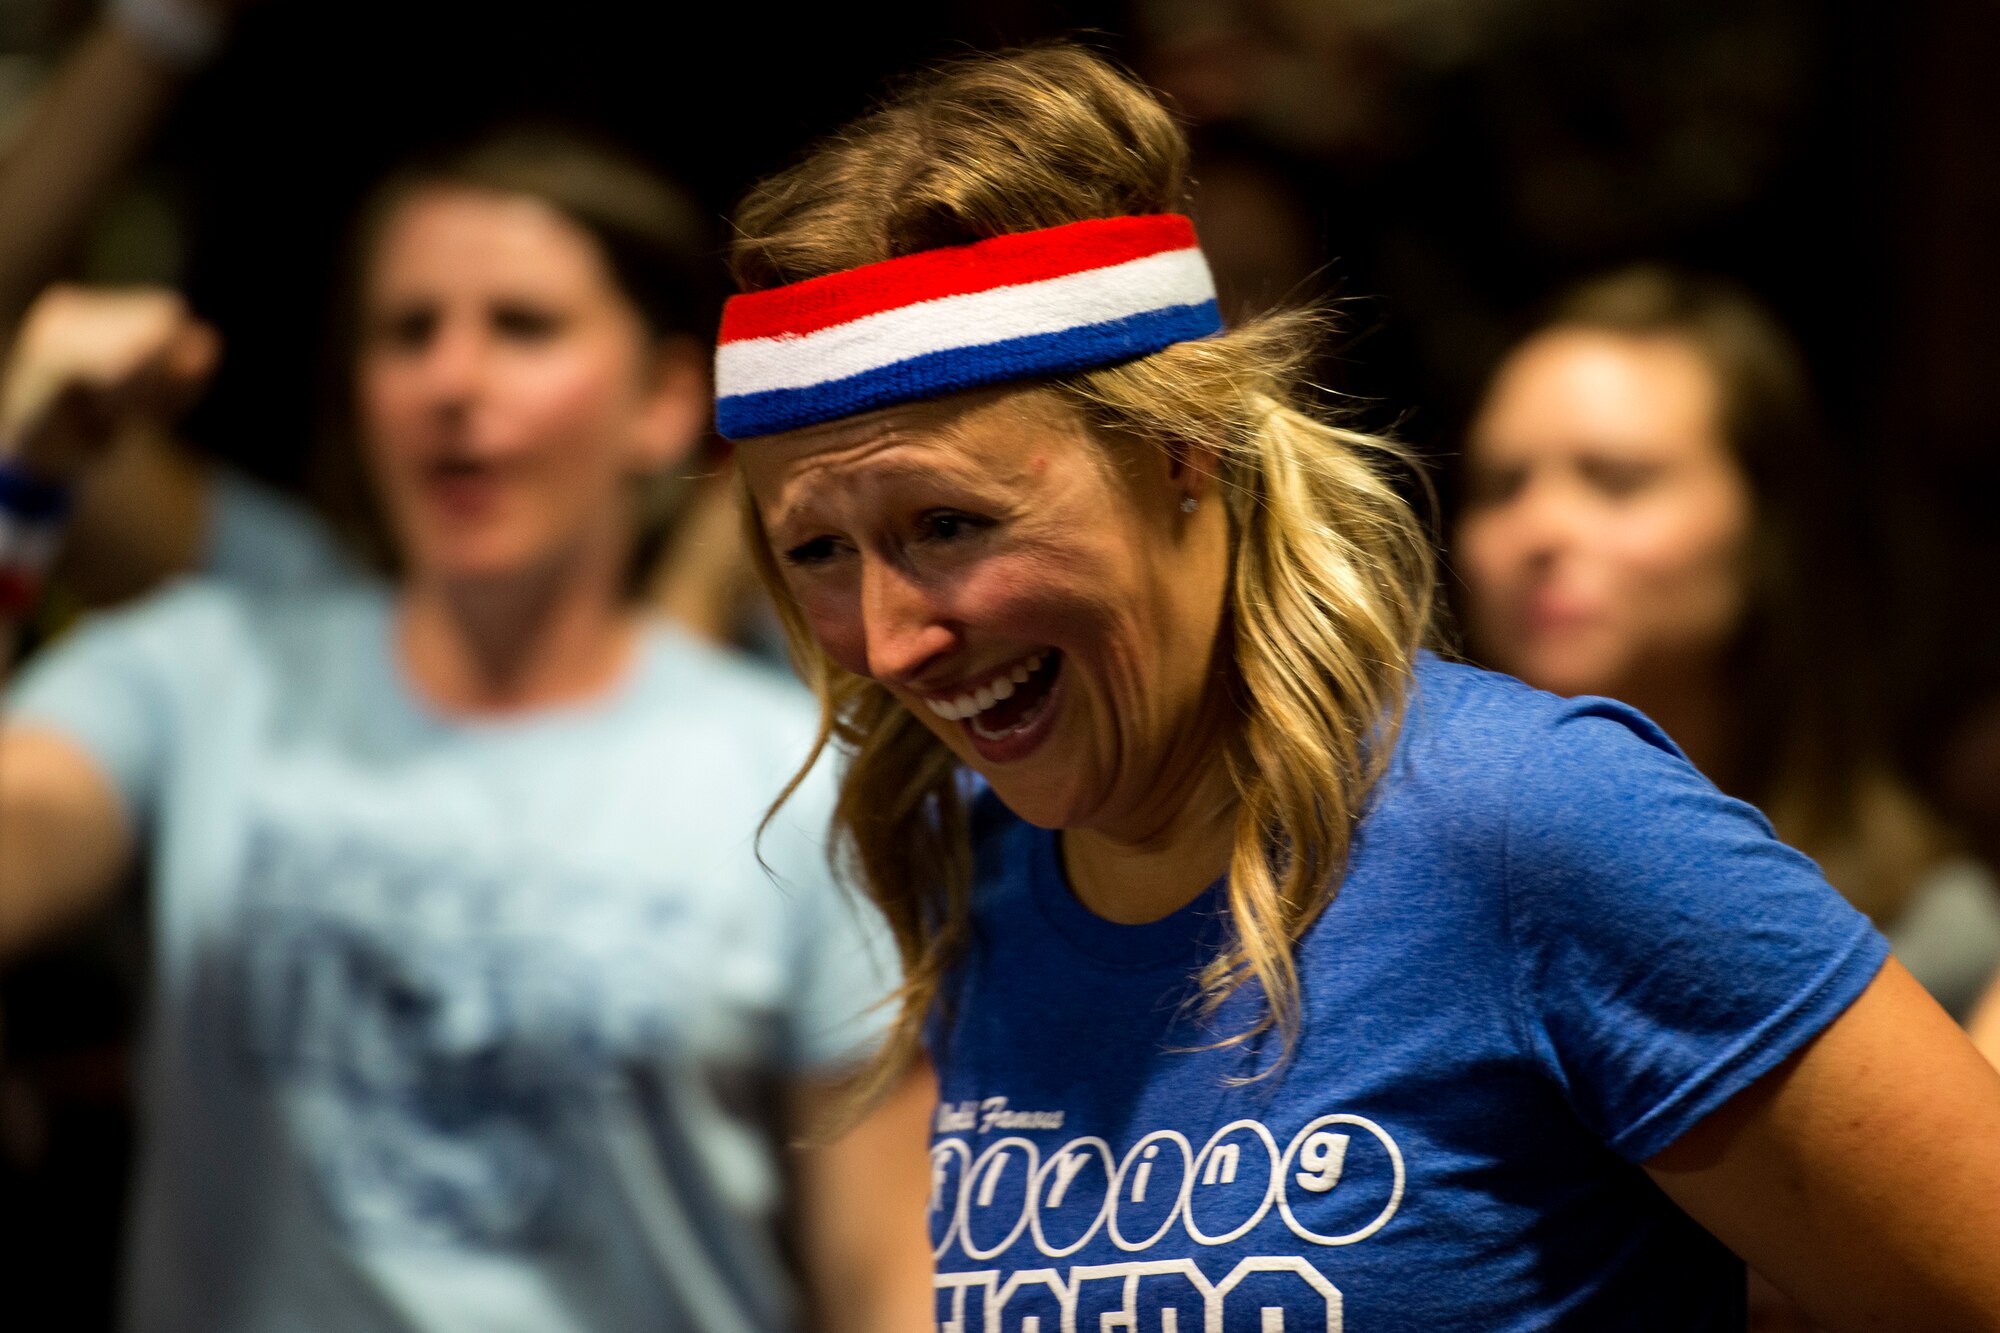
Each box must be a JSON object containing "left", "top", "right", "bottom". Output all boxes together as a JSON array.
[
  {"left": 0, "top": 22, "right": 193, "bottom": 359},
  {"left": 790, "top": 1059, "right": 937, "bottom": 1333},
  {"left": 1646, "top": 957, "right": 2000, "bottom": 1331},
  {"left": 0, "top": 285, "right": 220, "bottom": 616},
  {"left": 1968, "top": 968, "right": 2000, "bottom": 1068},
  {"left": 0, "top": 291, "right": 196, "bottom": 953},
  {"left": 0, "top": 725, "right": 133, "bottom": 958}
]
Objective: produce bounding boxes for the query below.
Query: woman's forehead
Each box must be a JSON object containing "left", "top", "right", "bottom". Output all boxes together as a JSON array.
[
  {"left": 742, "top": 389, "right": 1083, "bottom": 490},
  {"left": 1478, "top": 331, "right": 1719, "bottom": 438},
  {"left": 366, "top": 186, "right": 605, "bottom": 300}
]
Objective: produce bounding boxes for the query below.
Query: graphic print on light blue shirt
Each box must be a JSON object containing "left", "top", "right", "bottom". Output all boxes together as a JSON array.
[
  {"left": 227, "top": 791, "right": 742, "bottom": 1248},
  {"left": 926, "top": 655, "right": 1887, "bottom": 1333},
  {"left": 8, "top": 578, "right": 892, "bottom": 1333}
]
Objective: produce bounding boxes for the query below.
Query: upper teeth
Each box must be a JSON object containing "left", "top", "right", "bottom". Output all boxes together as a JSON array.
[{"left": 926, "top": 652, "right": 1045, "bottom": 721}]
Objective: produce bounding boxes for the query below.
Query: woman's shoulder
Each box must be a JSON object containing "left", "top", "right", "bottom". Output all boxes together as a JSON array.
[
  {"left": 28, "top": 574, "right": 386, "bottom": 673},
  {"left": 625, "top": 623, "right": 830, "bottom": 802},
  {"left": 4, "top": 578, "right": 394, "bottom": 811},
  {"left": 1398, "top": 656, "right": 1844, "bottom": 931},
  {"left": 1367, "top": 653, "right": 1715, "bottom": 875},
  {"left": 1398, "top": 653, "right": 1690, "bottom": 791},
  {"left": 639, "top": 622, "right": 820, "bottom": 732},
  {"left": 1404, "top": 651, "right": 1666, "bottom": 743},
  {"left": 202, "top": 469, "right": 361, "bottom": 589}
]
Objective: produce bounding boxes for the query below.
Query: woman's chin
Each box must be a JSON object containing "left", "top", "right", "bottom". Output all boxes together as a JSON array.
[
  {"left": 1497, "top": 638, "right": 1626, "bottom": 700},
  {"left": 975, "top": 748, "right": 1105, "bottom": 830},
  {"left": 984, "top": 779, "right": 1083, "bottom": 831},
  {"left": 404, "top": 533, "right": 572, "bottom": 590}
]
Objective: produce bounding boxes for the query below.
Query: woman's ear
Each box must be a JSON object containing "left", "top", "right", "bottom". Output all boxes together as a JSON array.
[
  {"left": 1163, "top": 435, "right": 1223, "bottom": 507},
  {"left": 630, "top": 333, "right": 711, "bottom": 473}
]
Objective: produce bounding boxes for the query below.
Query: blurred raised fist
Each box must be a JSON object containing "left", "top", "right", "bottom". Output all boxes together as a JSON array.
[{"left": 1, "top": 285, "right": 219, "bottom": 484}]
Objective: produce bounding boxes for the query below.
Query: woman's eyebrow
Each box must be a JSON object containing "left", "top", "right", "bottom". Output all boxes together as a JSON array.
[{"left": 764, "top": 492, "right": 829, "bottom": 541}]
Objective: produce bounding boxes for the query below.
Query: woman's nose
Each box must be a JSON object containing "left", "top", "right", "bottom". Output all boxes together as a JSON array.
[
  {"left": 414, "top": 320, "right": 489, "bottom": 407},
  {"left": 860, "top": 559, "right": 958, "bottom": 684},
  {"left": 1504, "top": 474, "right": 1588, "bottom": 566}
]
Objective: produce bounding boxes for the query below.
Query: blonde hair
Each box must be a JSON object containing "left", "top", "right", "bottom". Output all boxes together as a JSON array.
[{"left": 734, "top": 45, "right": 1436, "bottom": 1100}]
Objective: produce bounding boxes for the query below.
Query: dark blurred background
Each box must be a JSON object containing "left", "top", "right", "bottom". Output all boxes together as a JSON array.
[
  {"left": 69, "top": 0, "right": 2000, "bottom": 677},
  {"left": 5, "top": 0, "right": 1991, "bottom": 600},
  {"left": 9, "top": 0, "right": 1985, "bottom": 483},
  {"left": 1, "top": 0, "right": 1996, "bottom": 1321}
]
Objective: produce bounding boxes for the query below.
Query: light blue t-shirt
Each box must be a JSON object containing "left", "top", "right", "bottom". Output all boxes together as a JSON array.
[
  {"left": 202, "top": 468, "right": 359, "bottom": 589},
  {"left": 9, "top": 578, "right": 890, "bottom": 1332},
  {"left": 927, "top": 655, "right": 1886, "bottom": 1331}
]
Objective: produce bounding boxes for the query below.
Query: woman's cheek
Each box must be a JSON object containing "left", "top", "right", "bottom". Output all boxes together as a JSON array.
[
  {"left": 1613, "top": 500, "right": 1724, "bottom": 590},
  {"left": 799, "top": 588, "right": 872, "bottom": 678},
  {"left": 509, "top": 355, "right": 628, "bottom": 450},
  {"left": 1455, "top": 515, "right": 1518, "bottom": 604},
  {"left": 358, "top": 369, "right": 424, "bottom": 460},
  {"left": 959, "top": 546, "right": 1098, "bottom": 638}
]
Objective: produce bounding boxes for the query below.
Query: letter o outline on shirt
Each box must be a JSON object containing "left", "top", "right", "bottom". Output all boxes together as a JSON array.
[
  {"left": 930, "top": 1137, "right": 974, "bottom": 1260},
  {"left": 1106, "top": 1129, "right": 1195, "bottom": 1253},
  {"left": 956, "top": 1136, "right": 1042, "bottom": 1261},
  {"left": 1028, "top": 1135, "right": 1116, "bottom": 1259},
  {"left": 1275, "top": 1113, "right": 1406, "bottom": 1247},
  {"left": 1183, "top": 1118, "right": 1283, "bottom": 1247}
]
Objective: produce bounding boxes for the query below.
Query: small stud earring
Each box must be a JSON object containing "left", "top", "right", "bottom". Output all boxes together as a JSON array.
[{"left": 1180, "top": 495, "right": 1199, "bottom": 514}]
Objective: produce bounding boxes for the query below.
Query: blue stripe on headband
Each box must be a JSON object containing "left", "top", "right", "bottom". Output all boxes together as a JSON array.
[{"left": 717, "top": 299, "right": 1224, "bottom": 438}]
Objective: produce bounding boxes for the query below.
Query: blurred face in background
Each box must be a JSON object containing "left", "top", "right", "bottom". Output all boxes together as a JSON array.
[
  {"left": 358, "top": 186, "right": 699, "bottom": 592},
  {"left": 1456, "top": 328, "right": 1753, "bottom": 699}
]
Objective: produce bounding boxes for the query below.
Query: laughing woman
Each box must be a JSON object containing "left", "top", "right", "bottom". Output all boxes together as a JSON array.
[{"left": 724, "top": 44, "right": 2000, "bottom": 1333}]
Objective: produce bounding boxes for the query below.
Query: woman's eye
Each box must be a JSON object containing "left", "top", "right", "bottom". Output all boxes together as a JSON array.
[
  {"left": 373, "top": 307, "right": 436, "bottom": 351},
  {"left": 783, "top": 536, "right": 841, "bottom": 567},
  {"left": 491, "top": 303, "right": 562, "bottom": 341},
  {"left": 1581, "top": 458, "right": 1661, "bottom": 499},
  {"left": 1463, "top": 465, "right": 1525, "bottom": 509},
  {"left": 918, "top": 510, "right": 989, "bottom": 543}
]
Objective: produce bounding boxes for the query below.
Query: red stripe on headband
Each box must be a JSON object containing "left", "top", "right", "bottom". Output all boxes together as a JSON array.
[{"left": 720, "top": 214, "right": 1198, "bottom": 344}]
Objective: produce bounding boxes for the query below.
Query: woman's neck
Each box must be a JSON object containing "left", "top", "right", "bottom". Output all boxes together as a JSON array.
[
  {"left": 396, "top": 547, "right": 641, "bottom": 717},
  {"left": 1059, "top": 692, "right": 1240, "bottom": 926},
  {"left": 1061, "top": 797, "right": 1237, "bottom": 926},
  {"left": 1612, "top": 663, "right": 1736, "bottom": 792}
]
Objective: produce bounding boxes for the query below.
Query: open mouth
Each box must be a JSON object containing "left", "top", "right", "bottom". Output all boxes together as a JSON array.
[
  {"left": 422, "top": 458, "right": 503, "bottom": 516},
  {"left": 922, "top": 650, "right": 1064, "bottom": 749},
  {"left": 967, "top": 650, "right": 1061, "bottom": 741}
]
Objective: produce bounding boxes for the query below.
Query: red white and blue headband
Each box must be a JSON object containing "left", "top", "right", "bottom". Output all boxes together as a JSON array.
[{"left": 714, "top": 214, "right": 1223, "bottom": 439}]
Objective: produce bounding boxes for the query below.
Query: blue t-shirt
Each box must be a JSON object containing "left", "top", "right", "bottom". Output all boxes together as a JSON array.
[
  {"left": 926, "top": 655, "right": 1886, "bottom": 1332},
  {"left": 8, "top": 579, "right": 890, "bottom": 1333}
]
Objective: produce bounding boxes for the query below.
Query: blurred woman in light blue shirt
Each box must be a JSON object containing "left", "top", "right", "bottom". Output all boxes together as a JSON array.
[{"left": 0, "top": 126, "right": 931, "bottom": 1333}]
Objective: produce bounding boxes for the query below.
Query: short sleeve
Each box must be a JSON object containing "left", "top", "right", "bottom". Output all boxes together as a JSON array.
[
  {"left": 764, "top": 758, "right": 900, "bottom": 1075},
  {"left": 1503, "top": 698, "right": 1888, "bottom": 1163},
  {"left": 5, "top": 584, "right": 227, "bottom": 824},
  {"left": 203, "top": 470, "right": 357, "bottom": 589}
]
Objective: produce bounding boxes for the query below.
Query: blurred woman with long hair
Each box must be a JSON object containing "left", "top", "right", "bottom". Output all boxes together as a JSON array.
[{"left": 1456, "top": 266, "right": 2000, "bottom": 1017}]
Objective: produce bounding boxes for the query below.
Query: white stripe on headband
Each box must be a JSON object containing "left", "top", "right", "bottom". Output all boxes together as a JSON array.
[
  {"left": 719, "top": 247, "right": 1214, "bottom": 397},
  {"left": 714, "top": 215, "right": 1223, "bottom": 438}
]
